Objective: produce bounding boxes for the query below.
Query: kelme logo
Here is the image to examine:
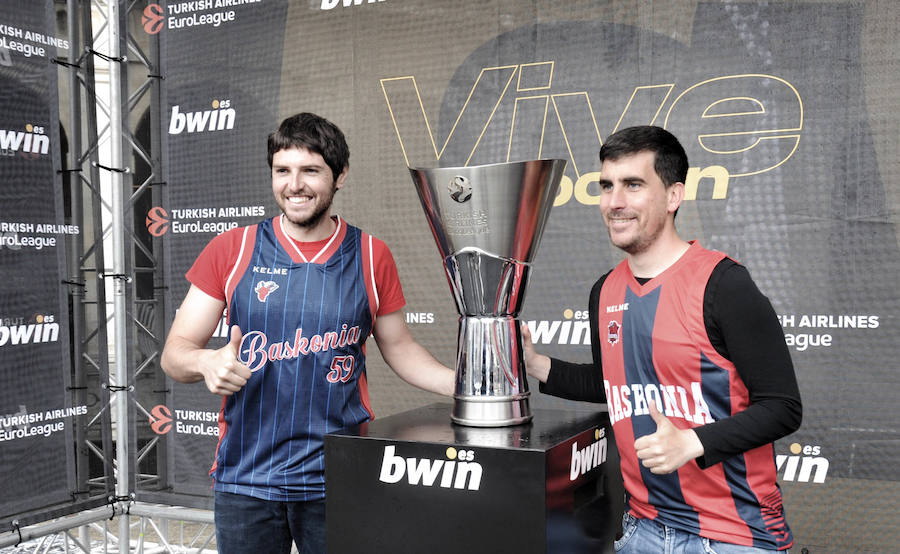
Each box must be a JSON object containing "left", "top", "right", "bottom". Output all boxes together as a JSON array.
[{"left": 146, "top": 206, "right": 170, "bottom": 236}]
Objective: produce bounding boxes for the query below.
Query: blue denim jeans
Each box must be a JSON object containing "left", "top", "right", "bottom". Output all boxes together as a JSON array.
[
  {"left": 214, "top": 491, "right": 326, "bottom": 554},
  {"left": 614, "top": 513, "right": 789, "bottom": 554}
]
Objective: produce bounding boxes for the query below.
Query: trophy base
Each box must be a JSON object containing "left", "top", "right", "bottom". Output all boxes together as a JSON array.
[{"left": 451, "top": 394, "right": 533, "bottom": 427}]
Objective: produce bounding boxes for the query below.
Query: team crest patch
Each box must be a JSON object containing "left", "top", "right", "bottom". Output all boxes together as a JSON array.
[
  {"left": 254, "top": 280, "right": 280, "bottom": 302},
  {"left": 607, "top": 320, "right": 620, "bottom": 346}
]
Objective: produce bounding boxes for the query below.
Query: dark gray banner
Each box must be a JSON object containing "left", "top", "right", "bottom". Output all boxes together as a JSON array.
[
  {"left": 153, "top": 0, "right": 288, "bottom": 503},
  {"left": 0, "top": 0, "right": 77, "bottom": 527}
]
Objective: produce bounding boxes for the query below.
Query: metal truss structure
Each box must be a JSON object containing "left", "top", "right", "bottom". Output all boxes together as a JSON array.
[
  {"left": 0, "top": 505, "right": 215, "bottom": 553},
  {"left": 1, "top": 1, "right": 212, "bottom": 551}
]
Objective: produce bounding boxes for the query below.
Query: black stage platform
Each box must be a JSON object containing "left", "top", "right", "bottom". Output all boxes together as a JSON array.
[{"left": 325, "top": 403, "right": 624, "bottom": 553}]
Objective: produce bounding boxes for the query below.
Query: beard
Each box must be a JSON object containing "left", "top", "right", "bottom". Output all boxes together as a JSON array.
[
  {"left": 280, "top": 184, "right": 337, "bottom": 229},
  {"left": 604, "top": 212, "right": 664, "bottom": 256},
  {"left": 286, "top": 197, "right": 332, "bottom": 228},
  {"left": 613, "top": 235, "right": 650, "bottom": 255}
]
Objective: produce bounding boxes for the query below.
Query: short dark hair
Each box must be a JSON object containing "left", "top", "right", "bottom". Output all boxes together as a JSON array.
[
  {"left": 267, "top": 112, "right": 349, "bottom": 181},
  {"left": 598, "top": 126, "right": 688, "bottom": 187}
]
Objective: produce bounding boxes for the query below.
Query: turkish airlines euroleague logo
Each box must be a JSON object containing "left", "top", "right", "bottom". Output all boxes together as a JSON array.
[
  {"left": 150, "top": 405, "right": 219, "bottom": 436},
  {"left": 146, "top": 206, "right": 170, "bottom": 236},
  {"left": 142, "top": 4, "right": 164, "bottom": 34},
  {"left": 149, "top": 405, "right": 173, "bottom": 434}
]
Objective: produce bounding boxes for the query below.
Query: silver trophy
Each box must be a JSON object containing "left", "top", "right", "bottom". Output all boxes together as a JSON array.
[{"left": 409, "top": 159, "right": 566, "bottom": 427}]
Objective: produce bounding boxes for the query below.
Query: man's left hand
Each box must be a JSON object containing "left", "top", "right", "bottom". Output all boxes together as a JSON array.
[{"left": 634, "top": 403, "right": 705, "bottom": 474}]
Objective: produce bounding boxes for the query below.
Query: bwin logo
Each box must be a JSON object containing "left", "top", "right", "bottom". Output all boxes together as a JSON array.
[
  {"left": 321, "top": 0, "right": 385, "bottom": 9},
  {"left": 776, "top": 443, "right": 828, "bottom": 483},
  {"left": 570, "top": 428, "right": 608, "bottom": 480},
  {"left": 0, "top": 318, "right": 59, "bottom": 347},
  {"left": 168, "top": 100, "right": 235, "bottom": 135},
  {"left": 379, "top": 445, "right": 482, "bottom": 491},
  {"left": 526, "top": 319, "right": 592, "bottom": 346},
  {"left": 0, "top": 124, "right": 49, "bottom": 155}
]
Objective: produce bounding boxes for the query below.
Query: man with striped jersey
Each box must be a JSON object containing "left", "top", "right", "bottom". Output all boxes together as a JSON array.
[
  {"left": 522, "top": 126, "right": 801, "bottom": 553},
  {"left": 161, "top": 112, "right": 454, "bottom": 554}
]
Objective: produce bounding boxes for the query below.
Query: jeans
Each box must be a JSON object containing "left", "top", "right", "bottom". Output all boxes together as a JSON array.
[
  {"left": 214, "top": 491, "right": 326, "bottom": 554},
  {"left": 614, "top": 513, "right": 788, "bottom": 554}
]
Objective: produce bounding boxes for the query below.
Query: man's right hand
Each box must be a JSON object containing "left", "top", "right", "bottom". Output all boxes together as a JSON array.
[
  {"left": 520, "top": 322, "right": 551, "bottom": 382},
  {"left": 197, "top": 325, "right": 252, "bottom": 396}
]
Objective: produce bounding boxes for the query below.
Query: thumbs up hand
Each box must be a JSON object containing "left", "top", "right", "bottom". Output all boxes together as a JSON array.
[
  {"left": 633, "top": 402, "right": 705, "bottom": 474},
  {"left": 197, "top": 325, "right": 253, "bottom": 396},
  {"left": 225, "top": 325, "right": 243, "bottom": 358}
]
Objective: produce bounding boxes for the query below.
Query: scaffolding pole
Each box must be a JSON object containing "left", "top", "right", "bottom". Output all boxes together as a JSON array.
[{"left": 103, "top": 0, "right": 133, "bottom": 549}]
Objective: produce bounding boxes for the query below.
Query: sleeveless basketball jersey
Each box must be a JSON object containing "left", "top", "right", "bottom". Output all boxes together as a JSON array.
[
  {"left": 599, "top": 242, "right": 792, "bottom": 549},
  {"left": 210, "top": 217, "right": 377, "bottom": 502}
]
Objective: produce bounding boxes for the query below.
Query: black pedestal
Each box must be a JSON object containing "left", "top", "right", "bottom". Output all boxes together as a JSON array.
[{"left": 324, "top": 403, "right": 624, "bottom": 554}]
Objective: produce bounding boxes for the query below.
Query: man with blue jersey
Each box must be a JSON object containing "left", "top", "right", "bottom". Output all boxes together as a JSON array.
[
  {"left": 161, "top": 112, "right": 455, "bottom": 554},
  {"left": 522, "top": 126, "right": 801, "bottom": 552}
]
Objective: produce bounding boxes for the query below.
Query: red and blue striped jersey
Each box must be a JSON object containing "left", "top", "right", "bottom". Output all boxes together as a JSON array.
[
  {"left": 187, "top": 215, "right": 402, "bottom": 501},
  {"left": 599, "top": 242, "right": 793, "bottom": 550}
]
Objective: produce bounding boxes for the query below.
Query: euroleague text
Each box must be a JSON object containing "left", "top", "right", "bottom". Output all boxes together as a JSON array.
[
  {"left": 779, "top": 313, "right": 880, "bottom": 352},
  {"left": 0, "top": 405, "right": 87, "bottom": 442},
  {"left": 0, "top": 25, "right": 69, "bottom": 48},
  {"left": 167, "top": 0, "right": 259, "bottom": 12},
  {"left": 0, "top": 222, "right": 78, "bottom": 251},
  {"left": 149, "top": 405, "right": 219, "bottom": 436},
  {"left": 0, "top": 27, "right": 69, "bottom": 59},
  {"left": 165, "top": 1, "right": 261, "bottom": 30}
]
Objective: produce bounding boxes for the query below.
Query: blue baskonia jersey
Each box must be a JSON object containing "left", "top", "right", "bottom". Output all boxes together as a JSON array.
[{"left": 211, "top": 217, "right": 375, "bottom": 501}]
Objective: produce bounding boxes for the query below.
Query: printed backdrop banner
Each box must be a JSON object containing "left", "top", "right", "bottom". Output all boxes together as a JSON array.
[
  {"left": 154, "top": 1, "right": 288, "bottom": 500},
  {"left": 0, "top": 0, "right": 77, "bottom": 527},
  {"left": 153, "top": 1, "right": 898, "bottom": 549}
]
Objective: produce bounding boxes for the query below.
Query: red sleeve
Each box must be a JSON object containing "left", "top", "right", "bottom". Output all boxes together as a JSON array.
[
  {"left": 371, "top": 237, "right": 405, "bottom": 316},
  {"left": 185, "top": 228, "right": 246, "bottom": 301}
]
